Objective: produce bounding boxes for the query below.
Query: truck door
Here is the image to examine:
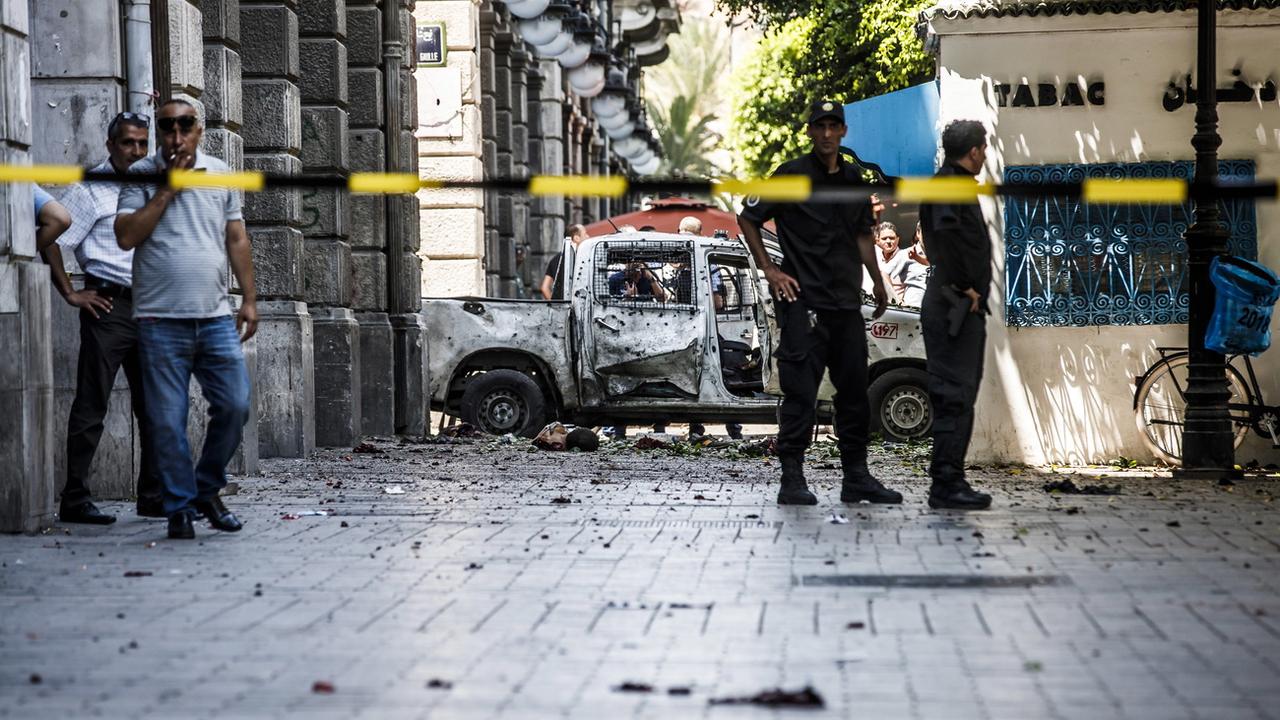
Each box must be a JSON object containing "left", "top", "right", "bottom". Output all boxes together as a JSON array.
[
  {"left": 744, "top": 250, "right": 777, "bottom": 395},
  {"left": 583, "top": 239, "right": 706, "bottom": 399}
]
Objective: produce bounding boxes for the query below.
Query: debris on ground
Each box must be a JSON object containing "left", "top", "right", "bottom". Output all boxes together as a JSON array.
[
  {"left": 122, "top": 571, "right": 152, "bottom": 577},
  {"left": 383, "top": 486, "right": 406, "bottom": 495},
  {"left": 311, "top": 680, "right": 335, "bottom": 694},
  {"left": 633, "top": 436, "right": 671, "bottom": 450},
  {"left": 828, "top": 513, "right": 850, "bottom": 525},
  {"left": 533, "top": 423, "right": 600, "bottom": 452},
  {"left": 352, "top": 442, "right": 384, "bottom": 454},
  {"left": 1043, "top": 479, "right": 1121, "bottom": 495},
  {"left": 28, "top": 673, "right": 42, "bottom": 685},
  {"left": 739, "top": 437, "right": 777, "bottom": 457},
  {"left": 426, "top": 678, "right": 453, "bottom": 690},
  {"left": 465, "top": 562, "right": 483, "bottom": 570},
  {"left": 668, "top": 686, "right": 692, "bottom": 696},
  {"left": 846, "top": 621, "right": 866, "bottom": 630},
  {"left": 280, "top": 513, "right": 301, "bottom": 520},
  {"left": 282, "top": 510, "right": 330, "bottom": 519},
  {"left": 439, "top": 423, "right": 481, "bottom": 439},
  {"left": 613, "top": 682, "right": 655, "bottom": 693},
  {"left": 550, "top": 496, "right": 572, "bottom": 504},
  {"left": 709, "top": 686, "right": 825, "bottom": 708},
  {"left": 221, "top": 481, "right": 241, "bottom": 496}
]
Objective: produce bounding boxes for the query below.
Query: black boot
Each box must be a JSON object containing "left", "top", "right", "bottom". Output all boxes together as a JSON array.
[
  {"left": 194, "top": 496, "right": 243, "bottom": 532},
  {"left": 167, "top": 513, "right": 195, "bottom": 539},
  {"left": 840, "top": 462, "right": 903, "bottom": 504},
  {"left": 59, "top": 501, "right": 116, "bottom": 525},
  {"left": 928, "top": 479, "right": 992, "bottom": 510},
  {"left": 777, "top": 456, "right": 817, "bottom": 505}
]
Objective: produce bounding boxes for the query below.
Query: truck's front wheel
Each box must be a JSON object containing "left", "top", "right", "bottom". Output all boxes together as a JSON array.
[
  {"left": 459, "top": 369, "right": 546, "bottom": 438},
  {"left": 868, "top": 367, "right": 932, "bottom": 443}
]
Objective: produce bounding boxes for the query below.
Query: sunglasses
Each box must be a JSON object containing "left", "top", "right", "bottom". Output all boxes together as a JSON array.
[
  {"left": 107, "top": 111, "right": 150, "bottom": 136},
  {"left": 157, "top": 115, "right": 199, "bottom": 132}
]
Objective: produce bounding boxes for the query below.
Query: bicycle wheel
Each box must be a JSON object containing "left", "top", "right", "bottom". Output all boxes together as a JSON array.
[{"left": 1134, "top": 354, "right": 1252, "bottom": 465}]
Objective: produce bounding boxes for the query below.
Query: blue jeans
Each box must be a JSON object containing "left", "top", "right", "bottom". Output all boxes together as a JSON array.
[{"left": 137, "top": 316, "right": 251, "bottom": 518}]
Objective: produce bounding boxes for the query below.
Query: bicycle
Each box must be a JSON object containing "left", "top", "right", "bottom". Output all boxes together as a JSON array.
[{"left": 1133, "top": 347, "right": 1280, "bottom": 465}]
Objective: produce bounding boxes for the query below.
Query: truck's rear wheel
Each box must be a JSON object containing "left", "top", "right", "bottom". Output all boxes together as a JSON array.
[
  {"left": 459, "top": 369, "right": 546, "bottom": 438},
  {"left": 869, "top": 367, "right": 932, "bottom": 443}
]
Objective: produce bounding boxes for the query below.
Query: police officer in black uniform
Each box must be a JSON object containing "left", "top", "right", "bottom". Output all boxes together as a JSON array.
[
  {"left": 738, "top": 100, "right": 901, "bottom": 506},
  {"left": 919, "top": 120, "right": 994, "bottom": 510}
]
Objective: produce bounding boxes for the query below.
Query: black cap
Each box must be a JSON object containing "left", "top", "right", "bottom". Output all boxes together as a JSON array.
[{"left": 807, "top": 100, "right": 845, "bottom": 125}]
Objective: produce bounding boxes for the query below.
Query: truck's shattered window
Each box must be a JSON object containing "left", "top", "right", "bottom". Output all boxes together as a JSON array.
[
  {"left": 593, "top": 241, "right": 697, "bottom": 310},
  {"left": 709, "top": 255, "right": 757, "bottom": 319}
]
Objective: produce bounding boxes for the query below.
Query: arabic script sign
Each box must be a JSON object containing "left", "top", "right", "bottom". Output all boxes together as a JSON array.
[{"left": 1162, "top": 69, "right": 1277, "bottom": 111}]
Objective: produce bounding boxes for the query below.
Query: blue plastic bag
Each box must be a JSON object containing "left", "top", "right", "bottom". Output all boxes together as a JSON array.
[{"left": 1206, "top": 256, "right": 1280, "bottom": 356}]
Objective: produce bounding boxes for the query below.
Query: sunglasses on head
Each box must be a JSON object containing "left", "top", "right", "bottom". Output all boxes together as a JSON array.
[
  {"left": 107, "top": 111, "right": 150, "bottom": 136},
  {"left": 157, "top": 115, "right": 198, "bottom": 132}
]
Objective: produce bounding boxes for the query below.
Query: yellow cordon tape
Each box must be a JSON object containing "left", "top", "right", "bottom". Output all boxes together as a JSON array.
[
  {"left": 528, "top": 175, "right": 629, "bottom": 197},
  {"left": 713, "top": 176, "right": 812, "bottom": 202},
  {"left": 349, "top": 172, "right": 424, "bottom": 194},
  {"left": 895, "top": 177, "right": 995, "bottom": 203},
  {"left": 169, "top": 169, "right": 266, "bottom": 191},
  {"left": 1082, "top": 178, "right": 1187, "bottom": 204},
  {"left": 0, "top": 164, "right": 85, "bottom": 185}
]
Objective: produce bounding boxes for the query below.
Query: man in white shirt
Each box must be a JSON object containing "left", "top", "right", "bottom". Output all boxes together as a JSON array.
[{"left": 38, "top": 112, "right": 160, "bottom": 525}]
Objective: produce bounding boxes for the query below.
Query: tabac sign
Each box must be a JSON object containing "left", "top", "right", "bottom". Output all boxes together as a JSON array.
[{"left": 416, "top": 24, "right": 446, "bottom": 67}]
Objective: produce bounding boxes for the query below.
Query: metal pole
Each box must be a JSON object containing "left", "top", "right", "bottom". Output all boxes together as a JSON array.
[
  {"left": 123, "top": 1, "right": 156, "bottom": 148},
  {"left": 1176, "top": 0, "right": 1239, "bottom": 482}
]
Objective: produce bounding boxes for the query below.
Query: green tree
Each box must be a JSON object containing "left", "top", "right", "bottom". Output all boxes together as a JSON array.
[
  {"left": 724, "top": 0, "right": 933, "bottom": 178},
  {"left": 643, "top": 14, "right": 731, "bottom": 177}
]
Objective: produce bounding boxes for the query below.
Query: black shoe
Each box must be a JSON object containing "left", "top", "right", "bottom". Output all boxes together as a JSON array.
[
  {"left": 168, "top": 513, "right": 195, "bottom": 539},
  {"left": 777, "top": 456, "right": 817, "bottom": 505},
  {"left": 840, "top": 466, "right": 903, "bottom": 504},
  {"left": 195, "top": 496, "right": 243, "bottom": 532},
  {"left": 136, "top": 497, "right": 165, "bottom": 518},
  {"left": 928, "top": 480, "right": 992, "bottom": 510},
  {"left": 59, "top": 501, "right": 116, "bottom": 525},
  {"left": 726, "top": 423, "right": 743, "bottom": 440}
]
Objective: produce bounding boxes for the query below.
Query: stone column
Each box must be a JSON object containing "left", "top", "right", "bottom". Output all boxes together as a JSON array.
[
  {"left": 201, "top": 0, "right": 259, "bottom": 477},
  {"left": 527, "top": 59, "right": 565, "bottom": 295},
  {"left": 0, "top": 2, "right": 53, "bottom": 533},
  {"left": 240, "top": 0, "right": 314, "bottom": 457},
  {"left": 391, "top": 0, "right": 427, "bottom": 436},
  {"left": 299, "top": 0, "right": 361, "bottom": 447},
  {"left": 488, "top": 29, "right": 518, "bottom": 297},
  {"left": 346, "top": 0, "right": 394, "bottom": 436}
]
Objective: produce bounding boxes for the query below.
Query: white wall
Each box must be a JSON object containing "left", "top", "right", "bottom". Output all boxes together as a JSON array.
[{"left": 931, "top": 8, "right": 1280, "bottom": 465}]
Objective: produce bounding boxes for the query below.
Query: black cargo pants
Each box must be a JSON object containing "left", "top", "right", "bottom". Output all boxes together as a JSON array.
[
  {"left": 920, "top": 285, "right": 987, "bottom": 486},
  {"left": 774, "top": 299, "right": 870, "bottom": 463}
]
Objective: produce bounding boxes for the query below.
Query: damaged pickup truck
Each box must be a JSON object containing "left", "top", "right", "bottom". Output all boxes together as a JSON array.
[{"left": 423, "top": 231, "right": 931, "bottom": 442}]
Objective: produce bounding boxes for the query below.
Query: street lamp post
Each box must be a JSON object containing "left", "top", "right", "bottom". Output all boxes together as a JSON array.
[{"left": 1176, "top": 0, "right": 1240, "bottom": 482}]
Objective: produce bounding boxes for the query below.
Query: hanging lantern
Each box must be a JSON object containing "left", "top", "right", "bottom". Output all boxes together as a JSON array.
[{"left": 504, "top": 0, "right": 552, "bottom": 20}]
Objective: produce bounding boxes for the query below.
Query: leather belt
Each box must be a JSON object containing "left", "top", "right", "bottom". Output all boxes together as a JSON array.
[{"left": 84, "top": 275, "right": 132, "bottom": 301}]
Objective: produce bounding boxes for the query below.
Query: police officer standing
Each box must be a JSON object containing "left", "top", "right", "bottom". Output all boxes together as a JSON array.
[
  {"left": 738, "top": 100, "right": 901, "bottom": 506},
  {"left": 918, "top": 120, "right": 994, "bottom": 510}
]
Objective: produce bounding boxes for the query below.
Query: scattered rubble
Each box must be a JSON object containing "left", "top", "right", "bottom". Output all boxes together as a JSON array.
[
  {"left": 1043, "top": 479, "right": 1121, "bottom": 495},
  {"left": 352, "top": 442, "right": 384, "bottom": 454},
  {"left": 709, "top": 686, "right": 825, "bottom": 708},
  {"left": 311, "top": 680, "right": 335, "bottom": 694}
]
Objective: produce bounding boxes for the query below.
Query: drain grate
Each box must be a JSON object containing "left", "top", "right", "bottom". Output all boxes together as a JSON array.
[{"left": 797, "top": 574, "right": 1067, "bottom": 589}]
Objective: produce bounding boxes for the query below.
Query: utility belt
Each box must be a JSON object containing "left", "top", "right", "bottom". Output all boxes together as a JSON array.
[{"left": 84, "top": 274, "right": 132, "bottom": 301}]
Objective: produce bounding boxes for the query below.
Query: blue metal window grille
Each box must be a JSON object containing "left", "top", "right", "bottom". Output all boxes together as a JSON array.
[{"left": 1004, "top": 160, "right": 1256, "bottom": 327}]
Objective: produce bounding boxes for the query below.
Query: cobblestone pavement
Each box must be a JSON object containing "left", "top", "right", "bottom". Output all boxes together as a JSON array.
[{"left": 3, "top": 436, "right": 1279, "bottom": 720}]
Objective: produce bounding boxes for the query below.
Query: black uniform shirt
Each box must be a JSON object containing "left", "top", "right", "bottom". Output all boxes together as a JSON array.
[
  {"left": 739, "top": 152, "right": 875, "bottom": 310},
  {"left": 919, "top": 162, "right": 992, "bottom": 302},
  {"left": 544, "top": 252, "right": 565, "bottom": 299}
]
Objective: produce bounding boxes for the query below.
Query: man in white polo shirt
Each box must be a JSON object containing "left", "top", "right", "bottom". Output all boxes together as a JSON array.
[
  {"left": 115, "top": 98, "right": 258, "bottom": 540},
  {"left": 38, "top": 112, "right": 162, "bottom": 525}
]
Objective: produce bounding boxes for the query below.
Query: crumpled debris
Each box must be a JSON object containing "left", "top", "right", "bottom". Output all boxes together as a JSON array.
[
  {"left": 383, "top": 486, "right": 406, "bottom": 495},
  {"left": 282, "top": 510, "right": 330, "bottom": 518},
  {"left": 353, "top": 442, "right": 384, "bottom": 454},
  {"left": 828, "top": 513, "right": 849, "bottom": 525},
  {"left": 613, "top": 682, "right": 654, "bottom": 693},
  {"left": 1043, "top": 479, "right": 1121, "bottom": 495},
  {"left": 709, "top": 686, "right": 825, "bottom": 708},
  {"left": 123, "top": 571, "right": 152, "bottom": 577},
  {"left": 550, "top": 496, "right": 572, "bottom": 504},
  {"left": 29, "top": 673, "right": 42, "bottom": 685},
  {"left": 440, "top": 423, "right": 480, "bottom": 438},
  {"left": 311, "top": 680, "right": 335, "bottom": 694},
  {"left": 634, "top": 436, "right": 671, "bottom": 450},
  {"left": 426, "top": 678, "right": 453, "bottom": 690},
  {"left": 740, "top": 437, "right": 777, "bottom": 457}
]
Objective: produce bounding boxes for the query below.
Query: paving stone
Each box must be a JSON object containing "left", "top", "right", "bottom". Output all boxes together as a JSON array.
[{"left": 3, "top": 441, "right": 1279, "bottom": 718}]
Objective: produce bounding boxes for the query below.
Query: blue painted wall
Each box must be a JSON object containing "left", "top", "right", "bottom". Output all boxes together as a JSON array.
[{"left": 843, "top": 82, "right": 940, "bottom": 178}]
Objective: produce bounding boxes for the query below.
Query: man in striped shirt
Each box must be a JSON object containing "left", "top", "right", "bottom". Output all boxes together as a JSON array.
[
  {"left": 116, "top": 98, "right": 256, "bottom": 540},
  {"left": 38, "top": 112, "right": 160, "bottom": 525}
]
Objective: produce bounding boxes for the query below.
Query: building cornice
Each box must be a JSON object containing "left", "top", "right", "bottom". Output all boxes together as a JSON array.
[{"left": 923, "top": 0, "right": 1280, "bottom": 21}]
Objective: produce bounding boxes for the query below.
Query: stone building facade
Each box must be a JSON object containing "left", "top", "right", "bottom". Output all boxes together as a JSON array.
[{"left": 1, "top": 0, "right": 425, "bottom": 532}]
